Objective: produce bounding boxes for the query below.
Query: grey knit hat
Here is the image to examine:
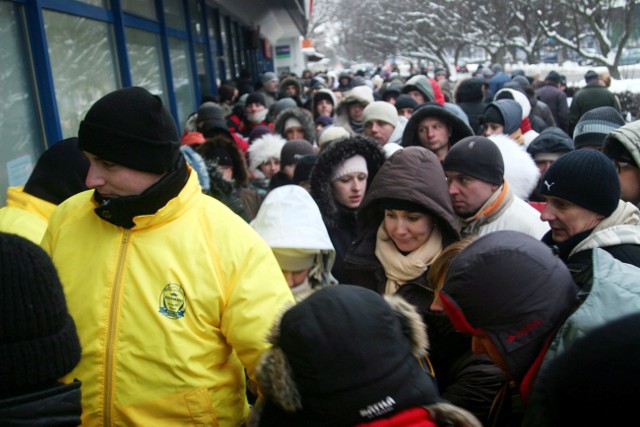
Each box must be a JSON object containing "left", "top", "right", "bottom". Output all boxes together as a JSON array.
[{"left": 573, "top": 106, "right": 626, "bottom": 149}]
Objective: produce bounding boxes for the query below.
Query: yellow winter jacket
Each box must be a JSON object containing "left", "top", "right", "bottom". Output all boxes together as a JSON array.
[
  {"left": 42, "top": 172, "right": 294, "bottom": 426},
  {"left": 0, "top": 186, "right": 55, "bottom": 243}
]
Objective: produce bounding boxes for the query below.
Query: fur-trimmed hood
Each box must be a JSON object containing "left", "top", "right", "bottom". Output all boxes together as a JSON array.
[
  {"left": 274, "top": 107, "right": 316, "bottom": 143},
  {"left": 336, "top": 86, "right": 375, "bottom": 116},
  {"left": 309, "top": 136, "right": 385, "bottom": 229},
  {"left": 488, "top": 134, "right": 540, "bottom": 200},
  {"left": 249, "top": 285, "right": 439, "bottom": 426},
  {"left": 312, "top": 88, "right": 337, "bottom": 118},
  {"left": 278, "top": 76, "right": 303, "bottom": 99},
  {"left": 197, "top": 133, "right": 249, "bottom": 186}
]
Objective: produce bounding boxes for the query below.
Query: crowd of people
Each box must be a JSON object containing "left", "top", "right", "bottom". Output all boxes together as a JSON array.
[{"left": 1, "top": 61, "right": 639, "bottom": 427}]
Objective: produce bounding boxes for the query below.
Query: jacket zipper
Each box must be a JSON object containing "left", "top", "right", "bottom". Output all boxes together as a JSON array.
[{"left": 104, "top": 229, "right": 131, "bottom": 426}]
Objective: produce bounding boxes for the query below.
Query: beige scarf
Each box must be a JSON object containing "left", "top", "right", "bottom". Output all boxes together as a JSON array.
[{"left": 375, "top": 222, "right": 443, "bottom": 295}]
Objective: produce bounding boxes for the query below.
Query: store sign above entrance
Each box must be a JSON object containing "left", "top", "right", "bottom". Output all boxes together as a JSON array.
[{"left": 276, "top": 45, "right": 291, "bottom": 59}]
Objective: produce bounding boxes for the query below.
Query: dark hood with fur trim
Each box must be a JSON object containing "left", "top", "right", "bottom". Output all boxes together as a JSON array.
[
  {"left": 278, "top": 76, "right": 304, "bottom": 100},
  {"left": 309, "top": 136, "right": 385, "bottom": 229},
  {"left": 250, "top": 285, "right": 438, "bottom": 426},
  {"left": 274, "top": 107, "right": 316, "bottom": 143},
  {"left": 196, "top": 133, "right": 249, "bottom": 186}
]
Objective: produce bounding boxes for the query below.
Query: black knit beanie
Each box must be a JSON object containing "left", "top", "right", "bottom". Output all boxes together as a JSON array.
[
  {"left": 539, "top": 149, "right": 620, "bottom": 216},
  {"left": 23, "top": 137, "right": 89, "bottom": 205},
  {"left": 0, "top": 233, "right": 81, "bottom": 397},
  {"left": 78, "top": 86, "right": 180, "bottom": 174},
  {"left": 395, "top": 94, "right": 418, "bottom": 111},
  {"left": 443, "top": 136, "right": 504, "bottom": 185},
  {"left": 280, "top": 139, "right": 315, "bottom": 168},
  {"left": 482, "top": 105, "right": 504, "bottom": 126},
  {"left": 245, "top": 92, "right": 267, "bottom": 107}
]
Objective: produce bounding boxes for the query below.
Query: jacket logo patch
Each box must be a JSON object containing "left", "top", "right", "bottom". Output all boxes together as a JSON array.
[{"left": 159, "top": 283, "right": 187, "bottom": 319}]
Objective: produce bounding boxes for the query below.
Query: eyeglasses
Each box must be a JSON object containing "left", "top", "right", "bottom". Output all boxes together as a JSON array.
[{"left": 613, "top": 160, "right": 631, "bottom": 174}]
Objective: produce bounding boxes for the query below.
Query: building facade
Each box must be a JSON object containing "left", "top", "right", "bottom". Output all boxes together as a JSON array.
[{"left": 0, "top": 0, "right": 309, "bottom": 204}]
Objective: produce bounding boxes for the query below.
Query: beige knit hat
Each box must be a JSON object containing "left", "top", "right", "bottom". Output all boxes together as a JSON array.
[{"left": 362, "top": 101, "right": 398, "bottom": 128}]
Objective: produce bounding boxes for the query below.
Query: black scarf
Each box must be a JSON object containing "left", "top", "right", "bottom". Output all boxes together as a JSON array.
[
  {"left": 93, "top": 157, "right": 189, "bottom": 228},
  {"left": 541, "top": 228, "right": 594, "bottom": 262}
]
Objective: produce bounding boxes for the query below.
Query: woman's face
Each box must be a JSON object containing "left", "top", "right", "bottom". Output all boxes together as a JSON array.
[
  {"left": 332, "top": 172, "right": 368, "bottom": 209},
  {"left": 383, "top": 209, "right": 434, "bottom": 253},
  {"left": 258, "top": 158, "right": 280, "bottom": 179}
]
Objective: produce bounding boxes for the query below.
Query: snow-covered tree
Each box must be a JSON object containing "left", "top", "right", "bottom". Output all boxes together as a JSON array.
[{"left": 535, "top": 0, "right": 639, "bottom": 78}]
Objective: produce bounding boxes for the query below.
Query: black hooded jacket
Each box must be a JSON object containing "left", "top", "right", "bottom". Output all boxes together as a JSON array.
[{"left": 309, "top": 136, "right": 385, "bottom": 282}]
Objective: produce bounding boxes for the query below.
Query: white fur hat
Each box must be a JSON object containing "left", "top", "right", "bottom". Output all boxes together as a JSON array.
[{"left": 247, "top": 133, "right": 287, "bottom": 173}]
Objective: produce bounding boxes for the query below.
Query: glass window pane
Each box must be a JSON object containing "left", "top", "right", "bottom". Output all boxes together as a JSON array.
[
  {"left": 230, "top": 22, "right": 240, "bottom": 77},
  {"left": 219, "top": 14, "right": 231, "bottom": 81},
  {"left": 207, "top": 10, "right": 220, "bottom": 83},
  {"left": 163, "top": 0, "right": 185, "bottom": 31},
  {"left": 0, "top": 3, "right": 45, "bottom": 204},
  {"left": 122, "top": 0, "right": 156, "bottom": 20},
  {"left": 43, "top": 10, "right": 120, "bottom": 139},
  {"left": 168, "top": 37, "right": 196, "bottom": 129},
  {"left": 189, "top": 0, "right": 203, "bottom": 38},
  {"left": 75, "top": 0, "right": 110, "bottom": 7},
  {"left": 194, "top": 43, "right": 211, "bottom": 96},
  {"left": 126, "top": 27, "right": 169, "bottom": 106}
]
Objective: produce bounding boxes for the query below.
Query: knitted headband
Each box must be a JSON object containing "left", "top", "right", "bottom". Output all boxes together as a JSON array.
[{"left": 331, "top": 155, "right": 368, "bottom": 181}]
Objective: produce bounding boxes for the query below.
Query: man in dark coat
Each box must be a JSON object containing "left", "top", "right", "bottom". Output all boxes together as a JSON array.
[
  {"left": 535, "top": 71, "right": 570, "bottom": 133},
  {"left": 569, "top": 70, "right": 621, "bottom": 134}
]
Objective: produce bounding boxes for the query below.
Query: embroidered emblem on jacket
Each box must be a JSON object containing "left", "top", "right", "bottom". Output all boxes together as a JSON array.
[{"left": 159, "top": 283, "right": 187, "bottom": 319}]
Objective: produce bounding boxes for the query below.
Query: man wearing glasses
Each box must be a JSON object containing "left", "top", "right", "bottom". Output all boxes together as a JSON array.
[{"left": 604, "top": 120, "right": 640, "bottom": 208}]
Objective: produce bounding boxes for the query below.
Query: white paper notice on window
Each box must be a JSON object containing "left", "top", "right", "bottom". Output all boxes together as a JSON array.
[{"left": 7, "top": 155, "right": 33, "bottom": 187}]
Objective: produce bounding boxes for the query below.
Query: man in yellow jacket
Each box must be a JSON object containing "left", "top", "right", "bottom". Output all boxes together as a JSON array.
[
  {"left": 0, "top": 137, "right": 88, "bottom": 243},
  {"left": 42, "top": 87, "right": 294, "bottom": 426}
]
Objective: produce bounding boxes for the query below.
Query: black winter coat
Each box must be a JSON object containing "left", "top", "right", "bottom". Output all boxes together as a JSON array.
[
  {"left": 0, "top": 381, "right": 82, "bottom": 427},
  {"left": 309, "top": 136, "right": 386, "bottom": 283}
]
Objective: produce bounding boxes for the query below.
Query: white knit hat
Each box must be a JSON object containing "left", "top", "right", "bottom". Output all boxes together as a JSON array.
[
  {"left": 362, "top": 101, "right": 398, "bottom": 127},
  {"left": 284, "top": 117, "right": 303, "bottom": 132},
  {"left": 331, "top": 155, "right": 368, "bottom": 181},
  {"left": 318, "top": 126, "right": 350, "bottom": 148},
  {"left": 247, "top": 133, "right": 287, "bottom": 172}
]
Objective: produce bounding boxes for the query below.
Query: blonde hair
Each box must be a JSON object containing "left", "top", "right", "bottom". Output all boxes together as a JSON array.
[{"left": 599, "top": 72, "right": 611, "bottom": 88}]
